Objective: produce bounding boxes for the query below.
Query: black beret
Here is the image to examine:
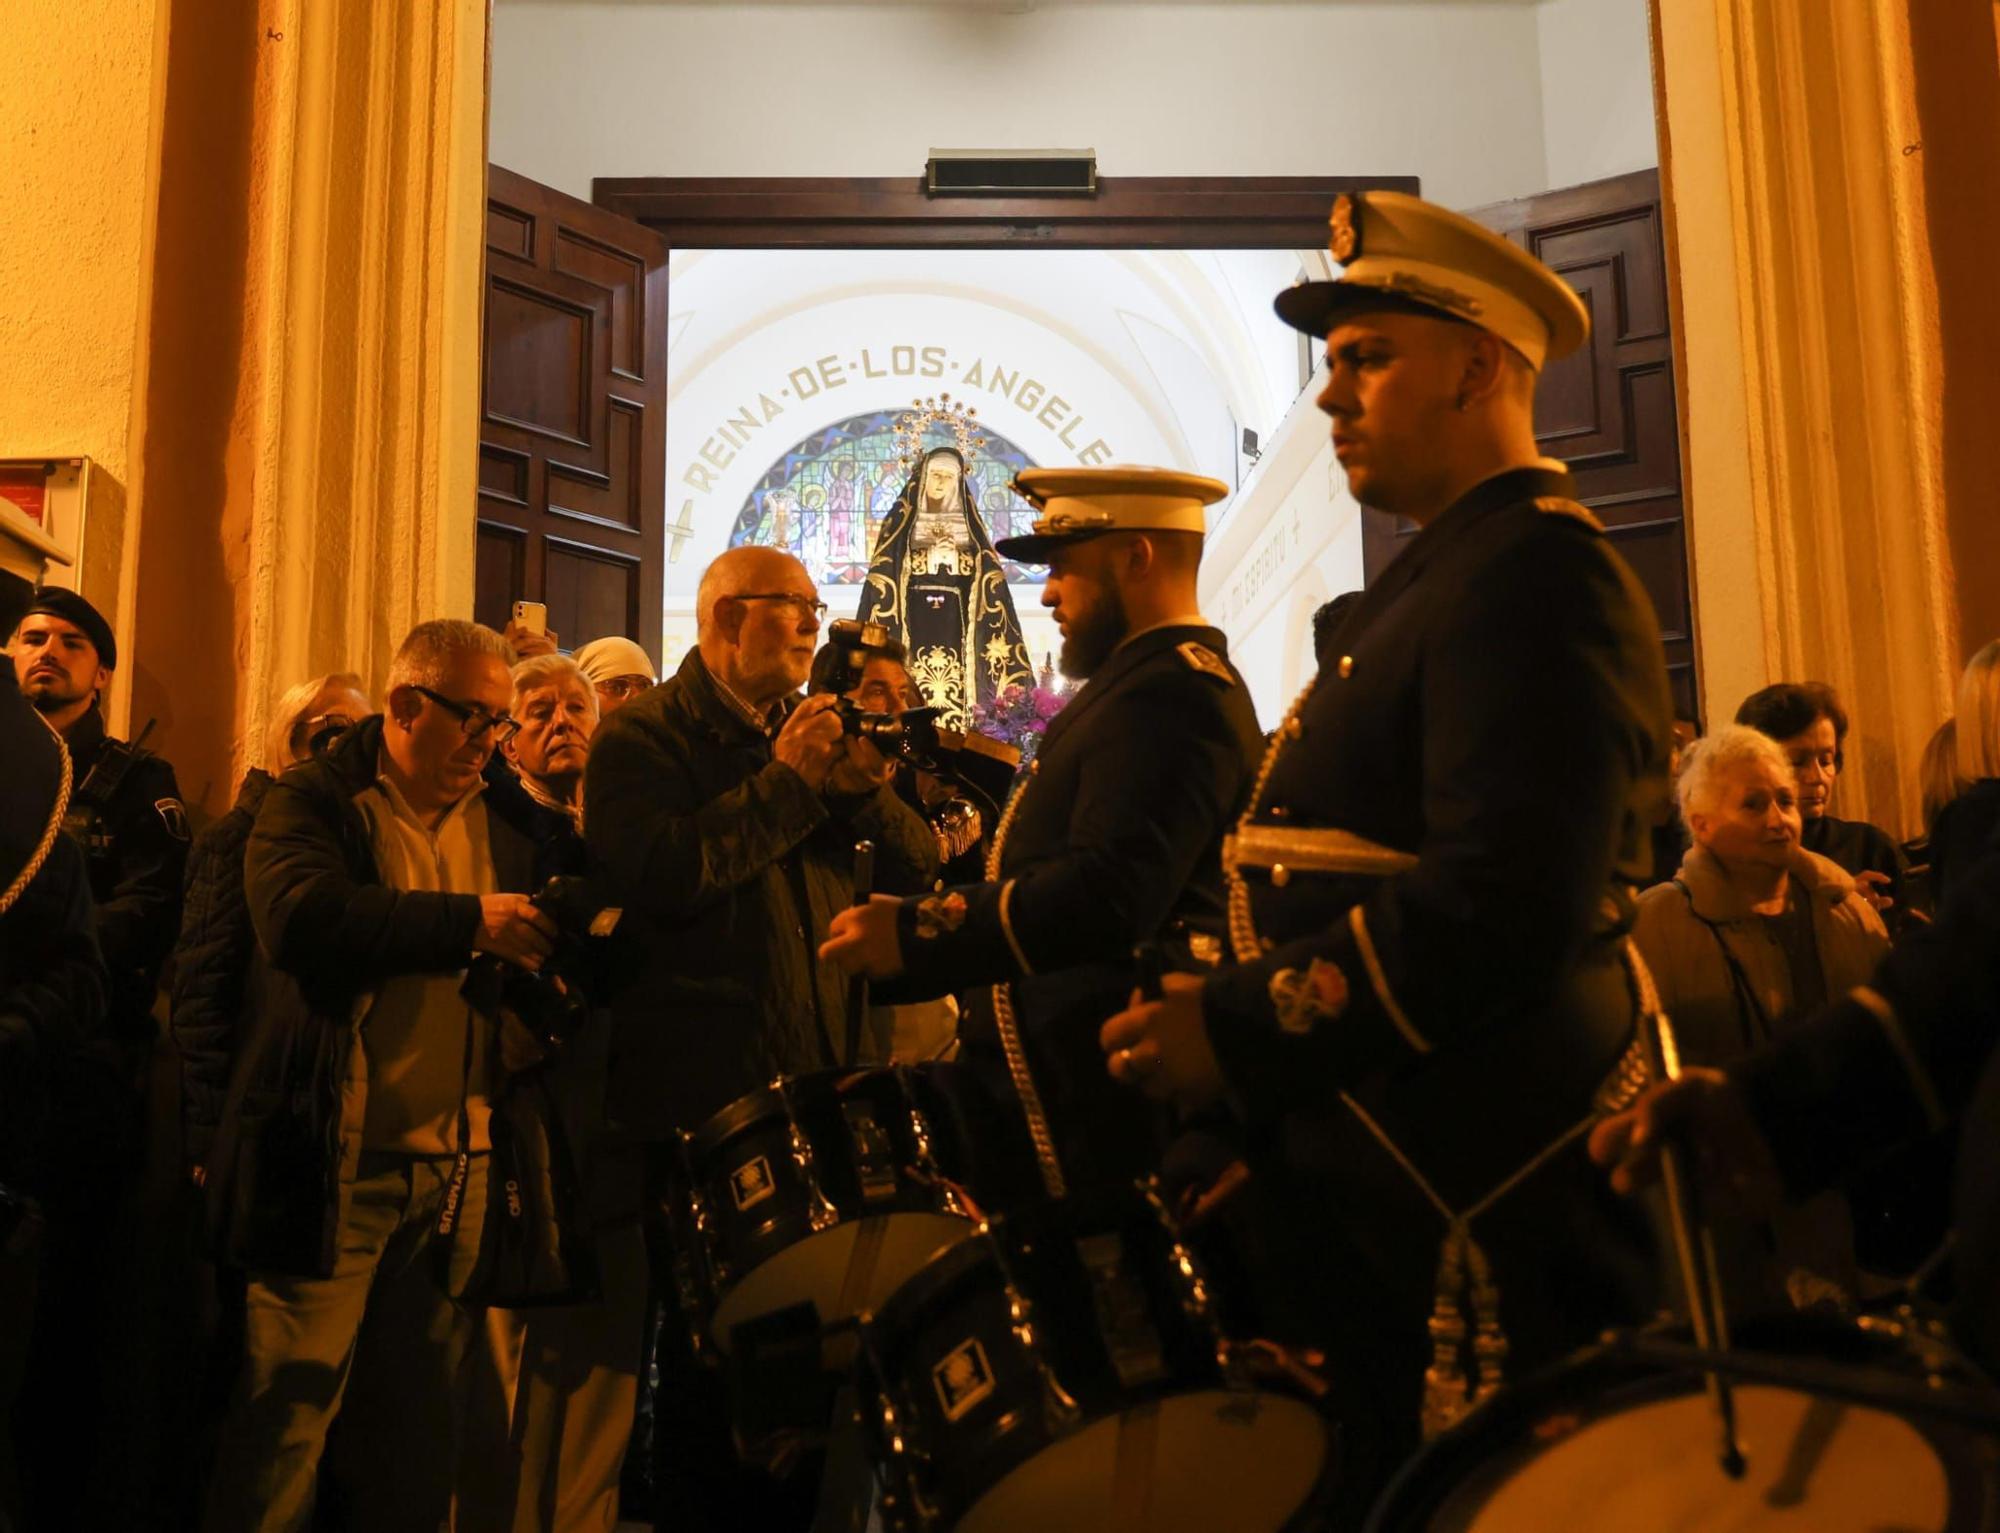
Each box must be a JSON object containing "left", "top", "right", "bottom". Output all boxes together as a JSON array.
[{"left": 20, "top": 587, "right": 116, "bottom": 670}]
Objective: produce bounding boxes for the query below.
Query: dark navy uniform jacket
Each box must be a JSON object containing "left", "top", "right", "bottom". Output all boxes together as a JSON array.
[
  {"left": 1198, "top": 465, "right": 1674, "bottom": 1461},
  {"left": 61, "top": 706, "right": 189, "bottom": 1037},
  {"left": 893, "top": 622, "right": 1265, "bottom": 1191}
]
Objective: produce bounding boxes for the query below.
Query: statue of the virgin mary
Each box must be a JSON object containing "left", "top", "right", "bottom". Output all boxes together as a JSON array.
[{"left": 858, "top": 408, "right": 1032, "bottom": 726}]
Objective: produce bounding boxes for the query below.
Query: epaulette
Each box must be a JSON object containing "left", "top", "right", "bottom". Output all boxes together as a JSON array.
[
  {"left": 1176, "top": 641, "right": 1236, "bottom": 684},
  {"left": 1533, "top": 495, "right": 1605, "bottom": 532}
]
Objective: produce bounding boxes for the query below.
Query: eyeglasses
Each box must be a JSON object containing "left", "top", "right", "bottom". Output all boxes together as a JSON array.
[
  {"left": 733, "top": 593, "right": 829, "bottom": 623},
  {"left": 597, "top": 675, "right": 653, "bottom": 701},
  {"left": 413, "top": 685, "right": 521, "bottom": 745}
]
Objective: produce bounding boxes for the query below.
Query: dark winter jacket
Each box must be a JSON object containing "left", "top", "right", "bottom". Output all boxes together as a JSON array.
[
  {"left": 583, "top": 647, "right": 940, "bottom": 1140},
  {"left": 1931, "top": 779, "right": 2000, "bottom": 910},
  {"left": 1, "top": 834, "right": 107, "bottom": 1191},
  {"left": 169, "top": 768, "right": 273, "bottom": 1169},
  {"left": 203, "top": 720, "right": 576, "bottom": 1276}
]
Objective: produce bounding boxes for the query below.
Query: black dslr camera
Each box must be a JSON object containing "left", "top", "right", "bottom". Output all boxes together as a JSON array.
[
  {"left": 820, "top": 620, "right": 1021, "bottom": 818},
  {"left": 463, "top": 875, "right": 622, "bottom": 1053}
]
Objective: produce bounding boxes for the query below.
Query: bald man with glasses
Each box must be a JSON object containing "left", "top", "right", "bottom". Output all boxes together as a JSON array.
[{"left": 584, "top": 547, "right": 940, "bottom": 1530}]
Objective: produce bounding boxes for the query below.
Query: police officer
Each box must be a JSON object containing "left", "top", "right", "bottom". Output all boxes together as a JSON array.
[
  {"left": 1099, "top": 192, "right": 1675, "bottom": 1512},
  {"left": 11, "top": 587, "right": 188, "bottom": 1038},
  {"left": 821, "top": 466, "right": 1266, "bottom": 1200},
  {"left": 8, "top": 586, "right": 187, "bottom": 1528}
]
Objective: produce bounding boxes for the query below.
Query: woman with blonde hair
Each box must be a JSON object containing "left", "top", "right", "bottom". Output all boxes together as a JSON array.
[
  {"left": 1634, "top": 724, "right": 1890, "bottom": 1311},
  {"left": 171, "top": 672, "right": 369, "bottom": 1180},
  {"left": 1932, "top": 640, "right": 2000, "bottom": 904}
]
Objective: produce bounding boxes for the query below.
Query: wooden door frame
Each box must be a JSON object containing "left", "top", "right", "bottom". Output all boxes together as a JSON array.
[{"left": 591, "top": 175, "right": 1418, "bottom": 249}]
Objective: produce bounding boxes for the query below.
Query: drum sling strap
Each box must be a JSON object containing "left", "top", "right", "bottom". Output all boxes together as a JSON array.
[
  {"left": 1336, "top": 946, "right": 1658, "bottom": 1441},
  {"left": 985, "top": 775, "right": 1069, "bottom": 1200}
]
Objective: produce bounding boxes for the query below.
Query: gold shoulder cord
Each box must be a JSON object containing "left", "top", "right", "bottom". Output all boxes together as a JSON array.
[
  {"left": 1220, "top": 679, "right": 1657, "bottom": 1439},
  {"left": 1, "top": 715, "right": 74, "bottom": 917},
  {"left": 986, "top": 775, "right": 1068, "bottom": 1200},
  {"left": 1225, "top": 683, "right": 1314, "bottom": 963}
]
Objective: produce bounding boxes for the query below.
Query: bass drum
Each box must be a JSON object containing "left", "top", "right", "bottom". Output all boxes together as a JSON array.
[
  {"left": 1366, "top": 1311, "right": 2000, "bottom": 1532},
  {"left": 670, "top": 1065, "right": 980, "bottom": 1353},
  {"left": 857, "top": 1183, "right": 1335, "bottom": 1533}
]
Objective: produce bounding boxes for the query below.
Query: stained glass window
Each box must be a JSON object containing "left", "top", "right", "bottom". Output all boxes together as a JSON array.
[{"left": 727, "top": 408, "right": 1043, "bottom": 585}]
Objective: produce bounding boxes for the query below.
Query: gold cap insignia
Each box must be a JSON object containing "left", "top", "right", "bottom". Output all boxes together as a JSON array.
[{"left": 1328, "top": 194, "right": 1359, "bottom": 264}]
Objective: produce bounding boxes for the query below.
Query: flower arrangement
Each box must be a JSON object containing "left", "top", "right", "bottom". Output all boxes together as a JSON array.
[{"left": 971, "top": 682, "right": 1070, "bottom": 768}]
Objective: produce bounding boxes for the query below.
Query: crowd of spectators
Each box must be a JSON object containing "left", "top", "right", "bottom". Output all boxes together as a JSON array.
[{"left": 3, "top": 565, "right": 1997, "bottom": 1531}]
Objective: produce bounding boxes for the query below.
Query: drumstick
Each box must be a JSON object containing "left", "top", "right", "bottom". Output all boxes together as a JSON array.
[
  {"left": 1643, "top": 1005, "right": 1747, "bottom": 1479},
  {"left": 842, "top": 840, "right": 876, "bottom": 1069},
  {"left": 1132, "top": 941, "right": 1167, "bottom": 1001}
]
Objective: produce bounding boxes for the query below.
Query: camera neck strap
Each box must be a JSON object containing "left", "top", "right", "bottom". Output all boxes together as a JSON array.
[{"left": 842, "top": 839, "right": 876, "bottom": 1068}]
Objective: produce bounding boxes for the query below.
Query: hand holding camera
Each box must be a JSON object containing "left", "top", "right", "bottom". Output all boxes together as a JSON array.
[
  {"left": 474, "top": 893, "right": 556, "bottom": 971},
  {"left": 464, "top": 877, "right": 622, "bottom": 1060},
  {"left": 774, "top": 694, "right": 845, "bottom": 790}
]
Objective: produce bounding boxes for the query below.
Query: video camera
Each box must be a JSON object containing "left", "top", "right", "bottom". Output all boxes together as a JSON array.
[
  {"left": 463, "top": 875, "right": 623, "bottom": 1054},
  {"left": 822, "top": 620, "right": 1021, "bottom": 818}
]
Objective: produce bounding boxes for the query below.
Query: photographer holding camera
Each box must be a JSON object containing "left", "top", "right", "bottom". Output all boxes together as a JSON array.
[
  {"left": 583, "top": 546, "right": 937, "bottom": 1532},
  {"left": 807, "top": 626, "right": 991, "bottom": 1062},
  {"left": 806, "top": 626, "right": 990, "bottom": 883}
]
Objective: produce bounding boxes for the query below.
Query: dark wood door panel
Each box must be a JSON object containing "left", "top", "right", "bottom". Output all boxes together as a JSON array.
[
  {"left": 544, "top": 536, "right": 640, "bottom": 650},
  {"left": 479, "top": 164, "right": 668, "bottom": 665},
  {"left": 1361, "top": 168, "right": 1696, "bottom": 722},
  {"left": 484, "top": 275, "right": 599, "bottom": 454},
  {"left": 475, "top": 522, "right": 527, "bottom": 632}
]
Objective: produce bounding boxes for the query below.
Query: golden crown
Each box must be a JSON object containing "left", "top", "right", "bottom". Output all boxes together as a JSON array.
[{"left": 892, "top": 392, "right": 987, "bottom": 480}]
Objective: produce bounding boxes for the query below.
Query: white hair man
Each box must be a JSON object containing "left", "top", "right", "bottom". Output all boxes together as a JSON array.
[
  {"left": 203, "top": 618, "right": 568, "bottom": 1533},
  {"left": 504, "top": 652, "right": 598, "bottom": 823},
  {"left": 582, "top": 546, "right": 942, "bottom": 1525},
  {"left": 457, "top": 648, "right": 651, "bottom": 1533}
]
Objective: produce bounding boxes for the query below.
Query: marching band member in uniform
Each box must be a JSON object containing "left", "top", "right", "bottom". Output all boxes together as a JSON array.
[
  {"left": 821, "top": 467, "right": 1265, "bottom": 1200},
  {"left": 1099, "top": 192, "right": 1676, "bottom": 1516}
]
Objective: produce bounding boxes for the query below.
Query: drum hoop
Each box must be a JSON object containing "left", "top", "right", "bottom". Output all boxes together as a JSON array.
[
  {"left": 860, "top": 1227, "right": 998, "bottom": 1343},
  {"left": 1362, "top": 1316, "right": 1998, "bottom": 1533},
  {"left": 687, "top": 1065, "right": 907, "bottom": 1154}
]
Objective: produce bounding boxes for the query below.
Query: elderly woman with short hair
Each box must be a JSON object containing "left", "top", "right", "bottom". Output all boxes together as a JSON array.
[
  {"left": 171, "top": 671, "right": 369, "bottom": 1181},
  {"left": 1634, "top": 723, "right": 1890, "bottom": 1311}
]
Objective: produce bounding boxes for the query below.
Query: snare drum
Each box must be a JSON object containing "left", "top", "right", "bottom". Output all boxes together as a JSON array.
[
  {"left": 1365, "top": 1311, "right": 2000, "bottom": 1532},
  {"left": 669, "top": 1065, "right": 980, "bottom": 1354},
  {"left": 857, "top": 1183, "right": 1334, "bottom": 1533}
]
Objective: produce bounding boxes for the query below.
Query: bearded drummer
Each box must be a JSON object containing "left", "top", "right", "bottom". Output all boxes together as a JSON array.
[
  {"left": 821, "top": 467, "right": 1266, "bottom": 1201},
  {"left": 1098, "top": 191, "right": 1677, "bottom": 1509}
]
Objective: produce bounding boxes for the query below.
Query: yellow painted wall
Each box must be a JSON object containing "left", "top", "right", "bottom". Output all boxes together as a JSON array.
[{"left": 0, "top": 0, "right": 163, "bottom": 696}]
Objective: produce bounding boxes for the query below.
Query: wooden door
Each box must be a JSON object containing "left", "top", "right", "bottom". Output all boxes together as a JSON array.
[
  {"left": 1359, "top": 168, "right": 1698, "bottom": 721},
  {"left": 479, "top": 165, "right": 668, "bottom": 665}
]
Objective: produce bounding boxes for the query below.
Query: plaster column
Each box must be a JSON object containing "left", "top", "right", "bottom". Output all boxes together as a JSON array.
[
  {"left": 1651, "top": 0, "right": 1999, "bottom": 836},
  {"left": 126, "top": 0, "right": 488, "bottom": 810},
  {"left": 246, "top": 0, "right": 487, "bottom": 713}
]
